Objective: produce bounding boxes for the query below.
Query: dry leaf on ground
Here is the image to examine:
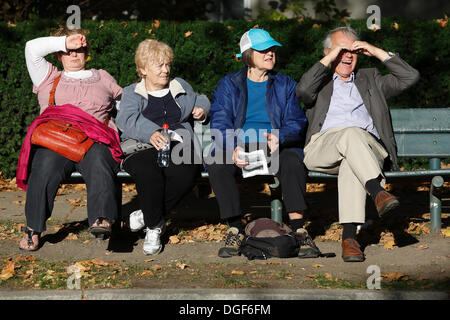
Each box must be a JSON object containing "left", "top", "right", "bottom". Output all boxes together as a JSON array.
[
  {"left": 176, "top": 263, "right": 188, "bottom": 270},
  {"left": 382, "top": 272, "right": 409, "bottom": 282},
  {"left": 0, "top": 260, "right": 15, "bottom": 280},
  {"left": 231, "top": 270, "right": 245, "bottom": 275}
]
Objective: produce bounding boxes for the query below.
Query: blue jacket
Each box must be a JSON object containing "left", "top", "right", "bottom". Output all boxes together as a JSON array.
[{"left": 210, "top": 67, "right": 307, "bottom": 158}]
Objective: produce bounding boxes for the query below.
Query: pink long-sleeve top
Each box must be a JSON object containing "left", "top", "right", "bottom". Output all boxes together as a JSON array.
[{"left": 25, "top": 36, "right": 122, "bottom": 130}]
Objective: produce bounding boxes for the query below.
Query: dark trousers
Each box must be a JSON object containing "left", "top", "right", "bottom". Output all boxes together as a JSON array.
[
  {"left": 25, "top": 143, "right": 120, "bottom": 232},
  {"left": 207, "top": 147, "right": 307, "bottom": 220},
  {"left": 122, "top": 147, "right": 201, "bottom": 228}
]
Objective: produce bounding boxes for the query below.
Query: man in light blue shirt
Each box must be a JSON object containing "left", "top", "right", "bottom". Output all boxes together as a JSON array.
[
  {"left": 321, "top": 72, "right": 380, "bottom": 139},
  {"left": 296, "top": 26, "right": 419, "bottom": 262}
]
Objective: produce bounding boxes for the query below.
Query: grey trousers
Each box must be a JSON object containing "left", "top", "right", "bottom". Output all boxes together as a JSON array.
[
  {"left": 304, "top": 127, "right": 388, "bottom": 224},
  {"left": 24, "top": 143, "right": 120, "bottom": 232}
]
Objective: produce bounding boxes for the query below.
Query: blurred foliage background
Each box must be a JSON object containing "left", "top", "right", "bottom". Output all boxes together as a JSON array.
[{"left": 0, "top": 16, "right": 449, "bottom": 177}]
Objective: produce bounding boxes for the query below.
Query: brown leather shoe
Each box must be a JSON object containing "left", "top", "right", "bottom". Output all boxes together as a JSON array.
[
  {"left": 375, "top": 191, "right": 400, "bottom": 217},
  {"left": 342, "top": 238, "right": 365, "bottom": 262}
]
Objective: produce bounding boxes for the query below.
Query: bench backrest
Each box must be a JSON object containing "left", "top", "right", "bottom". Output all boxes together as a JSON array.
[
  {"left": 196, "top": 108, "right": 450, "bottom": 159},
  {"left": 391, "top": 108, "right": 450, "bottom": 158}
]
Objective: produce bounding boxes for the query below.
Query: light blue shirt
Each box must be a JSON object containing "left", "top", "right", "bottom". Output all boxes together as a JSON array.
[{"left": 321, "top": 72, "right": 380, "bottom": 139}]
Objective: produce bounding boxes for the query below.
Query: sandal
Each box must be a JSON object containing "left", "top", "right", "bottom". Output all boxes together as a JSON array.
[
  {"left": 19, "top": 226, "right": 41, "bottom": 251},
  {"left": 89, "top": 218, "right": 112, "bottom": 239}
]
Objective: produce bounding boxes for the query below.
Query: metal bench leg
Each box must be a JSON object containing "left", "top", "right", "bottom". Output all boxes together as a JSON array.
[
  {"left": 269, "top": 177, "right": 283, "bottom": 225},
  {"left": 429, "top": 158, "right": 442, "bottom": 233},
  {"left": 430, "top": 176, "right": 444, "bottom": 233}
]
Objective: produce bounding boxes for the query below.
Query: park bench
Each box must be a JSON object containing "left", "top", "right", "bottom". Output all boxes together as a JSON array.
[{"left": 67, "top": 108, "right": 450, "bottom": 232}]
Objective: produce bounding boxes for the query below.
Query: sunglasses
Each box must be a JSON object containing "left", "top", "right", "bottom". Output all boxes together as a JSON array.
[
  {"left": 63, "top": 48, "right": 87, "bottom": 55},
  {"left": 255, "top": 47, "right": 278, "bottom": 54}
]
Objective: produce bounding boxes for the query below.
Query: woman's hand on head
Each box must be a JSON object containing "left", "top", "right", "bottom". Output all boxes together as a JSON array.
[{"left": 65, "top": 34, "right": 87, "bottom": 50}]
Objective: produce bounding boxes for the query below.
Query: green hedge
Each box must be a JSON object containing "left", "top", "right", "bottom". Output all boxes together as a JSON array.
[{"left": 0, "top": 18, "right": 449, "bottom": 177}]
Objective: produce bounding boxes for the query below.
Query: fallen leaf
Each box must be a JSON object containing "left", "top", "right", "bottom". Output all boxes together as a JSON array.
[
  {"left": 91, "top": 258, "right": 109, "bottom": 266},
  {"left": 324, "top": 273, "right": 333, "bottom": 280},
  {"left": 15, "top": 255, "right": 35, "bottom": 263},
  {"left": 176, "top": 263, "right": 188, "bottom": 270},
  {"left": 184, "top": 31, "right": 193, "bottom": 38},
  {"left": 382, "top": 272, "right": 409, "bottom": 282},
  {"left": 11, "top": 200, "right": 25, "bottom": 205},
  {"left": 0, "top": 261, "right": 15, "bottom": 280},
  {"left": 153, "top": 265, "right": 162, "bottom": 271},
  {"left": 312, "top": 264, "right": 324, "bottom": 268},
  {"left": 65, "top": 233, "right": 78, "bottom": 240},
  {"left": 141, "top": 270, "right": 154, "bottom": 276},
  {"left": 441, "top": 227, "right": 450, "bottom": 238},
  {"left": 383, "top": 240, "right": 396, "bottom": 250},
  {"left": 169, "top": 235, "right": 180, "bottom": 244},
  {"left": 144, "top": 259, "right": 154, "bottom": 263},
  {"left": 231, "top": 270, "right": 245, "bottom": 275},
  {"left": 416, "top": 245, "right": 429, "bottom": 250}
]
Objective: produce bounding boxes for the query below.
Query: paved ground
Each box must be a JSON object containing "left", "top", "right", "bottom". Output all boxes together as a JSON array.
[{"left": 0, "top": 180, "right": 449, "bottom": 301}]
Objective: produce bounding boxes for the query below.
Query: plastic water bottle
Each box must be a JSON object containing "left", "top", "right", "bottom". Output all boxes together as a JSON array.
[{"left": 157, "top": 123, "right": 170, "bottom": 167}]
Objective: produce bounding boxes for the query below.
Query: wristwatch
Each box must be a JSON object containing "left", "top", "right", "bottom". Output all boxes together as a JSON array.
[{"left": 384, "top": 51, "right": 396, "bottom": 62}]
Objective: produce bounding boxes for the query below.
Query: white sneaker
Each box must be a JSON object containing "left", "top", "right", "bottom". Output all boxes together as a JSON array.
[
  {"left": 129, "top": 210, "right": 145, "bottom": 232},
  {"left": 143, "top": 220, "right": 166, "bottom": 255}
]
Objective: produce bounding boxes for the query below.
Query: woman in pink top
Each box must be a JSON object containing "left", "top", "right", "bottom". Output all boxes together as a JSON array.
[{"left": 19, "top": 26, "right": 122, "bottom": 251}]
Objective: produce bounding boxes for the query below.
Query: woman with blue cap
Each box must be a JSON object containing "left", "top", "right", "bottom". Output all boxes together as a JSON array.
[{"left": 207, "top": 28, "right": 309, "bottom": 258}]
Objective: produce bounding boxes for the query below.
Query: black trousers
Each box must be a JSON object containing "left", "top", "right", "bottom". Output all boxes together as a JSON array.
[
  {"left": 207, "top": 147, "right": 308, "bottom": 220},
  {"left": 122, "top": 147, "right": 201, "bottom": 228},
  {"left": 25, "top": 143, "right": 120, "bottom": 232}
]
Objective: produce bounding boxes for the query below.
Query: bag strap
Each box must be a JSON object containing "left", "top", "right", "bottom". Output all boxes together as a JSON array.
[{"left": 48, "top": 74, "right": 62, "bottom": 106}]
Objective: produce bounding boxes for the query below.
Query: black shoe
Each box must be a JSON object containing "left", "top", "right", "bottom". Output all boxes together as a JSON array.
[
  {"left": 295, "top": 228, "right": 321, "bottom": 258},
  {"left": 218, "top": 227, "right": 244, "bottom": 258}
]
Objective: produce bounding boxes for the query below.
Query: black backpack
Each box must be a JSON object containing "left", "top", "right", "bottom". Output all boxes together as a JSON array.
[
  {"left": 239, "top": 232, "right": 302, "bottom": 260},
  {"left": 239, "top": 218, "right": 335, "bottom": 260}
]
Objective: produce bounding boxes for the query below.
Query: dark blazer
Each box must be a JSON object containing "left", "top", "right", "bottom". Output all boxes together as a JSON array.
[{"left": 296, "top": 55, "right": 419, "bottom": 170}]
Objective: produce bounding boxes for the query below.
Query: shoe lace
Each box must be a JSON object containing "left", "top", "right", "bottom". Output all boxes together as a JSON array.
[
  {"left": 145, "top": 227, "right": 162, "bottom": 242},
  {"left": 224, "top": 231, "right": 239, "bottom": 246}
]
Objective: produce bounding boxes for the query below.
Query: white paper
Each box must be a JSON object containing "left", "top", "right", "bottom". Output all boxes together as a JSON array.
[{"left": 239, "top": 149, "right": 269, "bottom": 178}]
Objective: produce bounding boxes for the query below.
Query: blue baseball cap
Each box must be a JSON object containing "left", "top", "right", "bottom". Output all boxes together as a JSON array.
[{"left": 236, "top": 29, "right": 282, "bottom": 58}]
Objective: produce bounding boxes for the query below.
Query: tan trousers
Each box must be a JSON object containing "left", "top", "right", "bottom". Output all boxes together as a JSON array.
[{"left": 304, "top": 127, "right": 388, "bottom": 224}]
